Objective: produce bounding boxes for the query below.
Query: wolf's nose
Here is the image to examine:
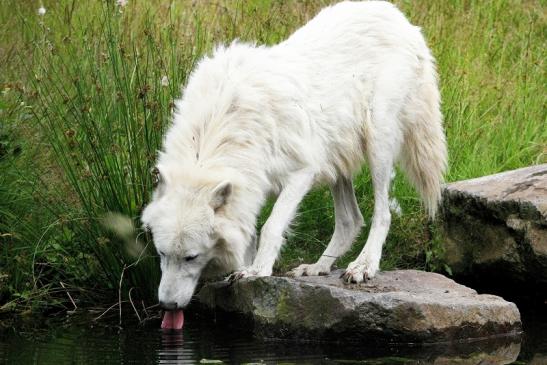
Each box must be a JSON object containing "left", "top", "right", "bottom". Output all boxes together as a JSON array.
[{"left": 159, "top": 301, "right": 178, "bottom": 310}]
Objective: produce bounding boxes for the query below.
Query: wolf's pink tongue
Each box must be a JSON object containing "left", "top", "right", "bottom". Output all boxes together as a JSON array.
[{"left": 161, "top": 309, "right": 184, "bottom": 330}]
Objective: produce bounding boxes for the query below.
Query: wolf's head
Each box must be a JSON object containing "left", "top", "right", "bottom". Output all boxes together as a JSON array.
[{"left": 141, "top": 163, "right": 250, "bottom": 318}]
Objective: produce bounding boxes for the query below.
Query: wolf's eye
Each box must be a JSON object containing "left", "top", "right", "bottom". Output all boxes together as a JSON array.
[
  {"left": 150, "top": 167, "right": 161, "bottom": 187},
  {"left": 184, "top": 254, "right": 199, "bottom": 262}
]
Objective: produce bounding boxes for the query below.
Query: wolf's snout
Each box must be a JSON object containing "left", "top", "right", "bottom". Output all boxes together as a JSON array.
[{"left": 159, "top": 300, "right": 178, "bottom": 310}]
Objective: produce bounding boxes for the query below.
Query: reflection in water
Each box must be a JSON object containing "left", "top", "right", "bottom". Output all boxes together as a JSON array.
[
  {"left": 433, "top": 341, "right": 520, "bottom": 365},
  {"left": 159, "top": 331, "right": 189, "bottom": 364},
  {"left": 0, "top": 313, "right": 543, "bottom": 364}
]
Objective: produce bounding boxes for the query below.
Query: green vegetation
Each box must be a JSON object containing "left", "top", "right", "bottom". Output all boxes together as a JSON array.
[{"left": 1, "top": 1, "right": 544, "bottom": 315}]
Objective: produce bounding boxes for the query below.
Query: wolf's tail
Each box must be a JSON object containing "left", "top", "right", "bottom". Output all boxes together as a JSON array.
[{"left": 400, "top": 58, "right": 447, "bottom": 218}]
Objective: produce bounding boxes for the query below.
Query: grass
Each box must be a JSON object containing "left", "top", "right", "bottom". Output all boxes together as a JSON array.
[{"left": 0, "top": 0, "right": 545, "bottom": 315}]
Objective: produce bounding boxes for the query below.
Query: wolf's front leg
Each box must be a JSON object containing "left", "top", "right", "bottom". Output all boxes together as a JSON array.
[{"left": 228, "top": 170, "right": 314, "bottom": 281}]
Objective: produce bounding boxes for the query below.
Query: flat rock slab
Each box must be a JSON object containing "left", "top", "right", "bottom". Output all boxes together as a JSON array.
[
  {"left": 197, "top": 270, "right": 521, "bottom": 344},
  {"left": 441, "top": 164, "right": 547, "bottom": 297}
]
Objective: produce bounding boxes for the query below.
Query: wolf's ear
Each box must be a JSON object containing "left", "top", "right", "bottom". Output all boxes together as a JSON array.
[{"left": 210, "top": 181, "right": 232, "bottom": 211}]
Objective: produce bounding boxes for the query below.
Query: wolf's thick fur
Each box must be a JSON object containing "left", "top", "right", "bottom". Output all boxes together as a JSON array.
[{"left": 142, "top": 1, "right": 447, "bottom": 308}]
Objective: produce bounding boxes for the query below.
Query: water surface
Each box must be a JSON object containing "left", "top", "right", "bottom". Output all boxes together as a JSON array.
[{"left": 0, "top": 310, "right": 545, "bottom": 364}]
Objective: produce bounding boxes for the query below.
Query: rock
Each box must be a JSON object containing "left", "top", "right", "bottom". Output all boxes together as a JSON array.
[
  {"left": 196, "top": 270, "right": 521, "bottom": 343},
  {"left": 440, "top": 164, "right": 547, "bottom": 299}
]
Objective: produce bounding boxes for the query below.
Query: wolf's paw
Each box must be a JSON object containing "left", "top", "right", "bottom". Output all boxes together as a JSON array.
[
  {"left": 225, "top": 267, "right": 269, "bottom": 282},
  {"left": 287, "top": 263, "right": 330, "bottom": 277},
  {"left": 225, "top": 269, "right": 255, "bottom": 282},
  {"left": 341, "top": 261, "right": 378, "bottom": 284}
]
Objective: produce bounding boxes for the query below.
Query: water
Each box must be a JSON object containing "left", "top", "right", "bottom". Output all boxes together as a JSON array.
[{"left": 0, "top": 310, "right": 545, "bottom": 364}]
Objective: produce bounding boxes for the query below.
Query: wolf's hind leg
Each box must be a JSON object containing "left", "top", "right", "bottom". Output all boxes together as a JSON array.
[
  {"left": 289, "top": 177, "right": 364, "bottom": 277},
  {"left": 342, "top": 149, "right": 394, "bottom": 283},
  {"left": 227, "top": 169, "right": 314, "bottom": 280},
  {"left": 388, "top": 170, "right": 403, "bottom": 216}
]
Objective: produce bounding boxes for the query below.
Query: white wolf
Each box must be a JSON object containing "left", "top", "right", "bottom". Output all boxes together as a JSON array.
[{"left": 141, "top": 0, "right": 447, "bottom": 323}]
